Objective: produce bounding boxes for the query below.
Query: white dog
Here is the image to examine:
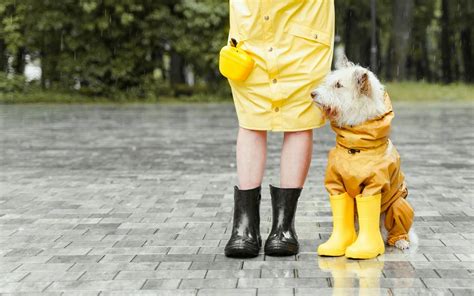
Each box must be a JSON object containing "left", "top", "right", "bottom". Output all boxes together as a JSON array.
[
  {"left": 311, "top": 57, "right": 387, "bottom": 127},
  {"left": 312, "top": 57, "right": 416, "bottom": 251}
]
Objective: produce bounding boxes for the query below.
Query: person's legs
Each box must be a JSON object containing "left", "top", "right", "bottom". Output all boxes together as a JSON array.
[
  {"left": 280, "top": 130, "right": 313, "bottom": 188},
  {"left": 264, "top": 129, "right": 313, "bottom": 256},
  {"left": 225, "top": 127, "right": 267, "bottom": 258},
  {"left": 237, "top": 127, "right": 267, "bottom": 189}
]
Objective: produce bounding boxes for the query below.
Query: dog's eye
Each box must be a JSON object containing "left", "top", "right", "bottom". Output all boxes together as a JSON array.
[{"left": 335, "top": 81, "right": 343, "bottom": 88}]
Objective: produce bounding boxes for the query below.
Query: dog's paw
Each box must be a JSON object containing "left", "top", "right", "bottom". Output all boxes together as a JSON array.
[{"left": 394, "top": 239, "right": 410, "bottom": 250}]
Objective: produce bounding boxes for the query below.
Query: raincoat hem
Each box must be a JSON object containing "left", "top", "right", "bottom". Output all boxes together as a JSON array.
[
  {"left": 330, "top": 192, "right": 351, "bottom": 200},
  {"left": 387, "top": 234, "right": 410, "bottom": 246},
  {"left": 238, "top": 122, "right": 326, "bottom": 132}
]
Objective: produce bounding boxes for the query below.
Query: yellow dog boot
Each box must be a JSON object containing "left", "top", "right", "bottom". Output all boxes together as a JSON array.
[
  {"left": 345, "top": 194, "right": 385, "bottom": 259},
  {"left": 318, "top": 193, "right": 357, "bottom": 256}
]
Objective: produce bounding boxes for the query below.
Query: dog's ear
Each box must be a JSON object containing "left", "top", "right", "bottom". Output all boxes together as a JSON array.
[
  {"left": 336, "top": 54, "right": 354, "bottom": 70},
  {"left": 355, "top": 70, "right": 372, "bottom": 97}
]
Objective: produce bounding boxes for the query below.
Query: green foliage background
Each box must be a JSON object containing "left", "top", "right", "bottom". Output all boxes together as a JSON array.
[{"left": 0, "top": 0, "right": 472, "bottom": 101}]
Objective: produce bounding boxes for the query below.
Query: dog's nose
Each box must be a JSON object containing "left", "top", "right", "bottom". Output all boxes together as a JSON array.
[{"left": 310, "top": 91, "right": 318, "bottom": 99}]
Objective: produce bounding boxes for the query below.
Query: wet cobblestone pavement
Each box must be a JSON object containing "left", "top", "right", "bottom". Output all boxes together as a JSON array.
[{"left": 1, "top": 102, "right": 473, "bottom": 295}]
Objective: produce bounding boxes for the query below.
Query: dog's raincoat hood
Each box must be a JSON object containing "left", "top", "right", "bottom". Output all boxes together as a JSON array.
[{"left": 331, "top": 93, "right": 393, "bottom": 150}]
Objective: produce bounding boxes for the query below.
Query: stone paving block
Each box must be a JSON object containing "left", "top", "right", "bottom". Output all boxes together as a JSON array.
[
  {"left": 425, "top": 253, "right": 461, "bottom": 262},
  {"left": 0, "top": 281, "right": 52, "bottom": 293},
  {"left": 204, "top": 270, "right": 260, "bottom": 279},
  {"left": 168, "top": 247, "right": 200, "bottom": 254},
  {"left": 98, "top": 254, "right": 136, "bottom": 263},
  {"left": 77, "top": 272, "right": 119, "bottom": 281},
  {"left": 260, "top": 269, "right": 296, "bottom": 278},
  {"left": 237, "top": 278, "right": 329, "bottom": 288},
  {"left": 257, "top": 288, "right": 294, "bottom": 296},
  {"left": 101, "top": 290, "right": 197, "bottom": 296},
  {"left": 22, "top": 271, "right": 84, "bottom": 282},
  {"left": 382, "top": 268, "right": 439, "bottom": 278},
  {"left": 132, "top": 254, "right": 215, "bottom": 263},
  {"left": 0, "top": 271, "right": 29, "bottom": 283},
  {"left": 435, "top": 269, "right": 473, "bottom": 279},
  {"left": 3, "top": 248, "right": 43, "bottom": 257},
  {"left": 115, "top": 270, "right": 206, "bottom": 280},
  {"left": 190, "top": 261, "right": 242, "bottom": 270},
  {"left": 16, "top": 263, "right": 74, "bottom": 272},
  {"left": 197, "top": 288, "right": 256, "bottom": 296},
  {"left": 296, "top": 288, "right": 391, "bottom": 295},
  {"left": 390, "top": 288, "right": 455, "bottom": 295},
  {"left": 46, "top": 280, "right": 146, "bottom": 292},
  {"left": 141, "top": 279, "right": 181, "bottom": 289},
  {"left": 88, "top": 246, "right": 169, "bottom": 255},
  {"left": 450, "top": 289, "right": 474, "bottom": 296},
  {"left": 423, "top": 278, "right": 474, "bottom": 289},
  {"left": 47, "top": 255, "right": 103, "bottom": 264},
  {"left": 179, "top": 278, "right": 237, "bottom": 289},
  {"left": 0, "top": 255, "right": 53, "bottom": 264},
  {"left": 67, "top": 262, "right": 159, "bottom": 273},
  {"left": 157, "top": 262, "right": 193, "bottom": 270}
]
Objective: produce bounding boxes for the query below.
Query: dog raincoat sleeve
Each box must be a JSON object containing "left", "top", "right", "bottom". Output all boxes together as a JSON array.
[
  {"left": 324, "top": 94, "right": 414, "bottom": 245},
  {"left": 227, "top": 0, "right": 335, "bottom": 131}
]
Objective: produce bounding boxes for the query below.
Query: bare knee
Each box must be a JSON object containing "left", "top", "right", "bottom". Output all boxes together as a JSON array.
[
  {"left": 283, "top": 129, "right": 313, "bottom": 139},
  {"left": 239, "top": 127, "right": 267, "bottom": 139},
  {"left": 237, "top": 127, "right": 267, "bottom": 190}
]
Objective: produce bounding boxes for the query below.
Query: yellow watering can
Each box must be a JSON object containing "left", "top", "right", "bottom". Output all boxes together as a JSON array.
[{"left": 219, "top": 38, "right": 255, "bottom": 82}]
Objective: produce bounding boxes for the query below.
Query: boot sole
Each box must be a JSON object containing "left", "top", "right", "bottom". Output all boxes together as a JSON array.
[
  {"left": 264, "top": 241, "right": 299, "bottom": 256},
  {"left": 225, "top": 241, "right": 260, "bottom": 258},
  {"left": 345, "top": 248, "right": 385, "bottom": 260},
  {"left": 317, "top": 249, "right": 346, "bottom": 257}
]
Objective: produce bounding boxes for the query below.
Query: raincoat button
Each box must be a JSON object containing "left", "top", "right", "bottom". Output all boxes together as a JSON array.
[
  {"left": 274, "top": 107, "right": 279, "bottom": 112},
  {"left": 348, "top": 149, "right": 361, "bottom": 154},
  {"left": 272, "top": 79, "right": 277, "bottom": 84},
  {"left": 269, "top": 47, "right": 273, "bottom": 52},
  {"left": 264, "top": 16, "right": 270, "bottom": 21},
  {"left": 314, "top": 34, "right": 318, "bottom": 39}
]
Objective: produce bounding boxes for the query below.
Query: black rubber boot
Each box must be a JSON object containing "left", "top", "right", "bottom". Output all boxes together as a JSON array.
[
  {"left": 224, "top": 186, "right": 262, "bottom": 258},
  {"left": 264, "top": 185, "right": 302, "bottom": 256}
]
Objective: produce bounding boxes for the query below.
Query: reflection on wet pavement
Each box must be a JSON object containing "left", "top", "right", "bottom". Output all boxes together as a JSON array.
[{"left": 319, "top": 256, "right": 384, "bottom": 296}]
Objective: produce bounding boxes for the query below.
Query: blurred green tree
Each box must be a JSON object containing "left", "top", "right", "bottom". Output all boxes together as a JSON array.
[{"left": 0, "top": 0, "right": 472, "bottom": 100}]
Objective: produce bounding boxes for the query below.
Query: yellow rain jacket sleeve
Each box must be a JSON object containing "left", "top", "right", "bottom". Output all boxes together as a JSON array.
[
  {"left": 227, "top": 0, "right": 335, "bottom": 131},
  {"left": 324, "top": 94, "right": 414, "bottom": 245}
]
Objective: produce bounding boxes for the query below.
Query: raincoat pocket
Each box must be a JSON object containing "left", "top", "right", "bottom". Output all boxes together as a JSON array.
[{"left": 286, "top": 22, "right": 332, "bottom": 47}]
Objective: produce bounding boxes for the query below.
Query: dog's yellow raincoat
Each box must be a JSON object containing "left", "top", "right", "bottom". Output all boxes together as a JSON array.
[
  {"left": 227, "top": 0, "right": 334, "bottom": 131},
  {"left": 324, "top": 94, "right": 414, "bottom": 245}
]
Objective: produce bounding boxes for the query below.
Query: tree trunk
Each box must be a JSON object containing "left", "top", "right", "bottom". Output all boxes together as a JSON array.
[
  {"left": 440, "top": 0, "right": 453, "bottom": 83},
  {"left": 460, "top": 27, "right": 473, "bottom": 83},
  {"left": 170, "top": 51, "right": 185, "bottom": 85},
  {"left": 13, "top": 47, "right": 26, "bottom": 75},
  {"left": 344, "top": 8, "right": 355, "bottom": 62},
  {"left": 388, "top": 0, "right": 414, "bottom": 81},
  {"left": 420, "top": 35, "right": 432, "bottom": 82},
  {"left": 0, "top": 40, "right": 7, "bottom": 73},
  {"left": 370, "top": 0, "right": 378, "bottom": 73}
]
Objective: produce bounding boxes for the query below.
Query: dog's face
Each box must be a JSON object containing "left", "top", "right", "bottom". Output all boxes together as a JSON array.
[{"left": 311, "top": 58, "right": 386, "bottom": 127}]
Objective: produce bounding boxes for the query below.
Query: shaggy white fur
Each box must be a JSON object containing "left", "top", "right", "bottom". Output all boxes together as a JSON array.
[{"left": 311, "top": 58, "right": 387, "bottom": 127}]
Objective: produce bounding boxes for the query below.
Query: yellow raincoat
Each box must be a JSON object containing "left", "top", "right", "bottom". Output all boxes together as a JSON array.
[
  {"left": 324, "top": 94, "right": 414, "bottom": 245},
  {"left": 228, "top": 0, "right": 335, "bottom": 131}
]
